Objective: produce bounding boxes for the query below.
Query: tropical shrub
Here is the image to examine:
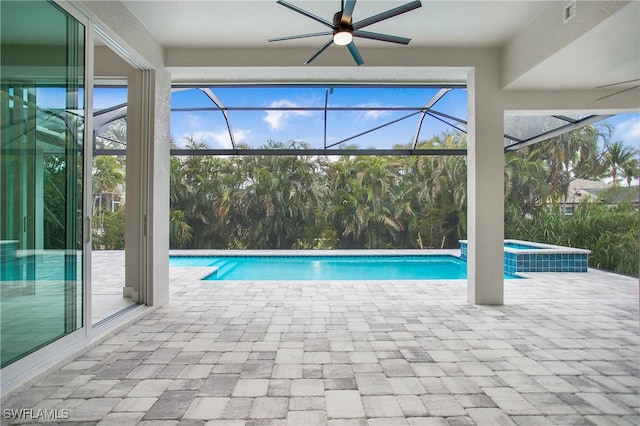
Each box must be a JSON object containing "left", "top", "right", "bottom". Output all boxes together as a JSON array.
[{"left": 92, "top": 207, "right": 126, "bottom": 250}]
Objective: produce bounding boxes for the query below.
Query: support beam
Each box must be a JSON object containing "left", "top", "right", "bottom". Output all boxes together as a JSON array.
[
  {"left": 412, "top": 88, "right": 451, "bottom": 149},
  {"left": 466, "top": 63, "right": 504, "bottom": 305},
  {"left": 199, "top": 88, "right": 237, "bottom": 151}
]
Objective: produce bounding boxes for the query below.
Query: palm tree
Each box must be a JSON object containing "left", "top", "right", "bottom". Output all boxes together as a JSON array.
[
  {"left": 404, "top": 132, "right": 467, "bottom": 248},
  {"left": 169, "top": 210, "right": 193, "bottom": 248},
  {"left": 621, "top": 157, "right": 639, "bottom": 187},
  {"left": 604, "top": 141, "right": 638, "bottom": 185},
  {"left": 168, "top": 135, "right": 236, "bottom": 248},
  {"left": 92, "top": 155, "right": 125, "bottom": 213},
  {"left": 326, "top": 156, "right": 368, "bottom": 247},
  {"left": 504, "top": 149, "right": 548, "bottom": 213},
  {"left": 324, "top": 155, "right": 411, "bottom": 248},
  {"left": 219, "top": 140, "right": 325, "bottom": 249},
  {"left": 536, "top": 124, "right": 607, "bottom": 202}
]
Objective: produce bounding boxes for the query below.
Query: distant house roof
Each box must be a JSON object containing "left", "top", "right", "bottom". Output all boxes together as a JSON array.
[
  {"left": 592, "top": 186, "right": 640, "bottom": 204},
  {"left": 568, "top": 178, "right": 610, "bottom": 193},
  {"left": 565, "top": 179, "right": 639, "bottom": 205}
]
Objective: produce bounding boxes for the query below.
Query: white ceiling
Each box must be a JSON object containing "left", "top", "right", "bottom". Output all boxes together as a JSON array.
[
  {"left": 121, "top": 1, "right": 552, "bottom": 48},
  {"left": 118, "top": 0, "right": 639, "bottom": 91}
]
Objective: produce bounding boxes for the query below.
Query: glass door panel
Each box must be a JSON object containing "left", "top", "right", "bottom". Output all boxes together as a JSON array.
[{"left": 1, "top": 0, "right": 85, "bottom": 367}]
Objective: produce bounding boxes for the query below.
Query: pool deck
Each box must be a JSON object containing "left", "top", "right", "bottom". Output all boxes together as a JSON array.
[{"left": 2, "top": 250, "right": 639, "bottom": 425}]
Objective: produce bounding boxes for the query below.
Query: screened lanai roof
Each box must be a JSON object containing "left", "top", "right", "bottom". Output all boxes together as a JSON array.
[{"left": 93, "top": 86, "right": 613, "bottom": 156}]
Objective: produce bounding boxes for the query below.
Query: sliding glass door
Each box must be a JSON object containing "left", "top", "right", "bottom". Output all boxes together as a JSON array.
[{"left": 1, "top": 0, "right": 85, "bottom": 367}]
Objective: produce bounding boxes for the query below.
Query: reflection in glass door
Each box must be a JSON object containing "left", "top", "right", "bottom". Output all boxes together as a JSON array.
[{"left": 1, "top": 0, "right": 85, "bottom": 367}]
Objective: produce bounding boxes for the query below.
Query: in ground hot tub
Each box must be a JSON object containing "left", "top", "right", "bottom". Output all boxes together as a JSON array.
[{"left": 459, "top": 239, "right": 590, "bottom": 274}]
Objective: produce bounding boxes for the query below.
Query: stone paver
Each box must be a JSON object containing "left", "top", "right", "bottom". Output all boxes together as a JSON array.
[
  {"left": 112, "top": 397, "right": 157, "bottom": 412},
  {"left": 325, "top": 390, "right": 366, "bottom": 418},
  {"left": 291, "top": 378, "right": 324, "bottom": 396},
  {"left": 232, "top": 378, "right": 270, "bottom": 397},
  {"left": 143, "top": 390, "right": 196, "bottom": 420},
  {"left": 421, "top": 394, "right": 467, "bottom": 417},
  {"left": 67, "top": 398, "right": 121, "bottom": 421},
  {"left": 397, "top": 394, "right": 428, "bottom": 417},
  {"left": 361, "top": 395, "right": 405, "bottom": 418},
  {"left": 286, "top": 410, "right": 327, "bottom": 426},
  {"left": 182, "top": 397, "right": 229, "bottom": 419},
  {"left": 222, "top": 397, "right": 253, "bottom": 419},
  {"left": 127, "top": 379, "right": 173, "bottom": 397},
  {"left": 97, "top": 412, "right": 146, "bottom": 425},
  {"left": 1, "top": 257, "right": 638, "bottom": 425},
  {"left": 355, "top": 372, "right": 394, "bottom": 395},
  {"left": 248, "top": 396, "right": 289, "bottom": 419}
]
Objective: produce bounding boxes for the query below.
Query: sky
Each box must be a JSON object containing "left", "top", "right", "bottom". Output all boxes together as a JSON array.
[
  {"left": 91, "top": 86, "right": 639, "bottom": 153},
  {"left": 606, "top": 114, "right": 640, "bottom": 149},
  {"left": 169, "top": 86, "right": 469, "bottom": 150}
]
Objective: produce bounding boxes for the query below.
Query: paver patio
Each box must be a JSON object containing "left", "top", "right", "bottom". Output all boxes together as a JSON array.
[{"left": 2, "top": 253, "right": 638, "bottom": 425}]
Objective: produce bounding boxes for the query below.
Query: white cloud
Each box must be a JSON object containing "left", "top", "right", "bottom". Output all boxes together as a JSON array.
[
  {"left": 263, "top": 99, "right": 313, "bottom": 131},
  {"left": 363, "top": 109, "right": 391, "bottom": 121},
  {"left": 182, "top": 113, "right": 208, "bottom": 129},
  {"left": 614, "top": 116, "right": 640, "bottom": 143},
  {"left": 354, "top": 103, "right": 392, "bottom": 121},
  {"left": 209, "top": 131, "right": 233, "bottom": 148},
  {"left": 233, "top": 129, "right": 251, "bottom": 145}
]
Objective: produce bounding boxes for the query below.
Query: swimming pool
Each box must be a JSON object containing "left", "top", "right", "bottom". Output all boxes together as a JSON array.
[{"left": 170, "top": 254, "right": 521, "bottom": 280}]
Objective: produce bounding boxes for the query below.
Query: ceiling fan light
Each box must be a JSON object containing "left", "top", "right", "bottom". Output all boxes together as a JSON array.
[{"left": 333, "top": 30, "right": 353, "bottom": 45}]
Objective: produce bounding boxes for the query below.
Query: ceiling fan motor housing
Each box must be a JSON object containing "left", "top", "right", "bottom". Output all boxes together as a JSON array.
[{"left": 333, "top": 11, "right": 353, "bottom": 34}]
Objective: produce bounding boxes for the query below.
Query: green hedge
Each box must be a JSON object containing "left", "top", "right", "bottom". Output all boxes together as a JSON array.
[{"left": 506, "top": 202, "right": 639, "bottom": 277}]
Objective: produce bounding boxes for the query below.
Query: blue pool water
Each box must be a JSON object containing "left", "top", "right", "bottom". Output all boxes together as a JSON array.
[{"left": 170, "top": 255, "right": 521, "bottom": 280}]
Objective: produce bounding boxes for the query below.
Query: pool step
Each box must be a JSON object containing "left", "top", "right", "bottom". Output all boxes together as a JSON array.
[{"left": 209, "top": 259, "right": 239, "bottom": 279}]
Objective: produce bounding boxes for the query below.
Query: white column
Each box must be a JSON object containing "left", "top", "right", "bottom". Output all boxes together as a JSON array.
[
  {"left": 466, "top": 65, "right": 505, "bottom": 305},
  {"left": 147, "top": 69, "right": 171, "bottom": 306}
]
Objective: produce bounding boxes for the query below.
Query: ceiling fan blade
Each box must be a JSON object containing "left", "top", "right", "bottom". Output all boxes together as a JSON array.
[
  {"left": 353, "top": 30, "right": 410, "bottom": 45},
  {"left": 341, "top": 0, "right": 357, "bottom": 24},
  {"left": 596, "top": 84, "right": 640, "bottom": 101},
  {"left": 276, "top": 0, "right": 334, "bottom": 29},
  {"left": 305, "top": 38, "right": 334, "bottom": 64},
  {"left": 347, "top": 41, "right": 364, "bottom": 66},
  {"left": 353, "top": 0, "right": 422, "bottom": 30},
  {"left": 268, "top": 31, "right": 333, "bottom": 42},
  {"left": 596, "top": 78, "right": 640, "bottom": 89}
]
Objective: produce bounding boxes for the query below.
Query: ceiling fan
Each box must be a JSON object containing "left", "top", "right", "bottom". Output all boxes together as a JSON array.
[{"left": 268, "top": 0, "right": 422, "bottom": 66}]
